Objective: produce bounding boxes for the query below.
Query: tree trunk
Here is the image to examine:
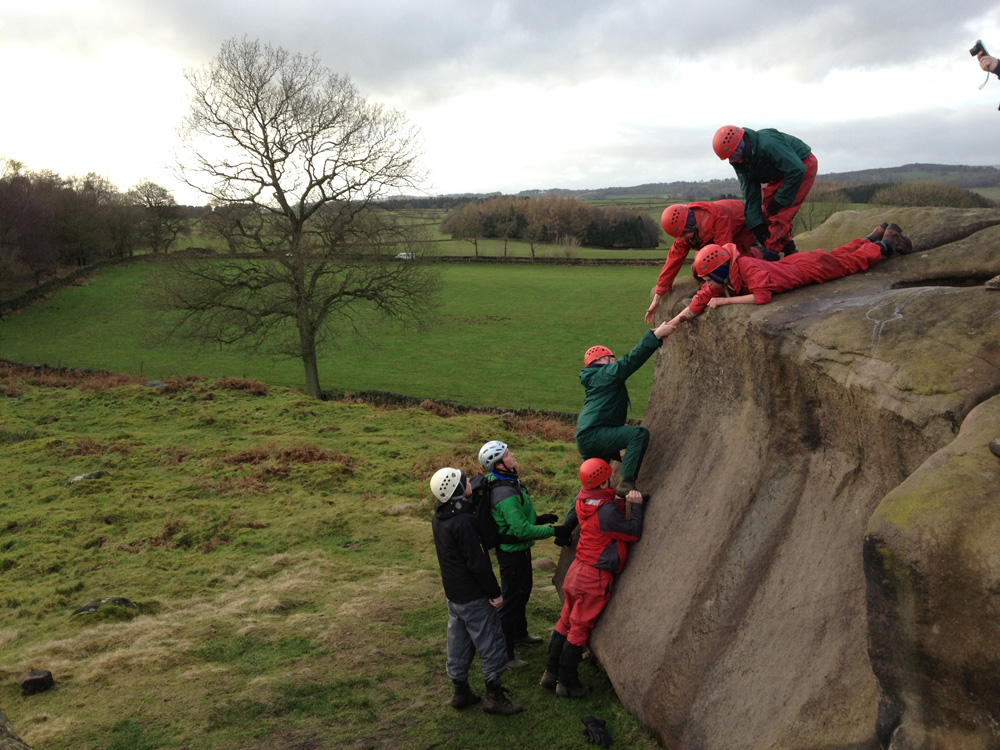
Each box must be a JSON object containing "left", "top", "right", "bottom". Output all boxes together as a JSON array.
[
  {"left": 301, "top": 348, "right": 322, "bottom": 399},
  {"left": 0, "top": 707, "right": 32, "bottom": 750}
]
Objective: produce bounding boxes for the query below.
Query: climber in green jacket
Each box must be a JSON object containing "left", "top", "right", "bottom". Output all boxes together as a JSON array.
[{"left": 575, "top": 322, "right": 673, "bottom": 497}]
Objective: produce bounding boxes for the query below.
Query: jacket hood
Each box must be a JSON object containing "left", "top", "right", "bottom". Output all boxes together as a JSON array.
[
  {"left": 575, "top": 487, "right": 617, "bottom": 522},
  {"left": 434, "top": 497, "right": 473, "bottom": 519}
]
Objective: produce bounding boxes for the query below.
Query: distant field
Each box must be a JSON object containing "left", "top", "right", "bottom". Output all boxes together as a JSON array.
[{"left": 0, "top": 262, "right": 677, "bottom": 416}]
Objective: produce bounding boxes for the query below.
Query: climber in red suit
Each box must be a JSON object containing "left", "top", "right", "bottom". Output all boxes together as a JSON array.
[
  {"left": 661, "top": 223, "right": 913, "bottom": 331},
  {"left": 646, "top": 199, "right": 760, "bottom": 323},
  {"left": 539, "top": 458, "right": 644, "bottom": 699}
]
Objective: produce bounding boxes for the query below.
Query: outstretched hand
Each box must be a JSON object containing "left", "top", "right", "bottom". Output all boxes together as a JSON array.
[{"left": 645, "top": 294, "right": 663, "bottom": 324}]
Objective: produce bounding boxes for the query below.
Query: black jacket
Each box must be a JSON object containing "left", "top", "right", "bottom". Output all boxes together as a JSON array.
[{"left": 432, "top": 497, "right": 501, "bottom": 604}]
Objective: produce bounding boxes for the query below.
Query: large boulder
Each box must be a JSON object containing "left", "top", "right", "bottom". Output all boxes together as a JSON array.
[
  {"left": 0, "top": 707, "right": 31, "bottom": 750},
  {"left": 865, "top": 395, "right": 1000, "bottom": 750},
  {"left": 581, "top": 207, "right": 1000, "bottom": 749}
]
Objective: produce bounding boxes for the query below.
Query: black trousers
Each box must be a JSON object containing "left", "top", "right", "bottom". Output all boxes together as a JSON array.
[{"left": 496, "top": 547, "right": 533, "bottom": 658}]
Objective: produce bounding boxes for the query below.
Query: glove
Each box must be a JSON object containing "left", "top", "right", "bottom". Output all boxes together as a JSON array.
[
  {"left": 553, "top": 525, "right": 573, "bottom": 545},
  {"left": 582, "top": 716, "right": 612, "bottom": 747},
  {"left": 751, "top": 224, "right": 769, "bottom": 244},
  {"left": 766, "top": 198, "right": 785, "bottom": 216},
  {"left": 535, "top": 513, "right": 558, "bottom": 525}
]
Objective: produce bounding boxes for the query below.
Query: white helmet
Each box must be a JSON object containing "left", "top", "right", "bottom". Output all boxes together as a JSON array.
[
  {"left": 478, "top": 440, "right": 508, "bottom": 472},
  {"left": 430, "top": 467, "right": 465, "bottom": 502}
]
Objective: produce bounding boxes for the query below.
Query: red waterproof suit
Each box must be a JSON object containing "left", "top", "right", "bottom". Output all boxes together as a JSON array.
[
  {"left": 555, "top": 487, "right": 644, "bottom": 647},
  {"left": 655, "top": 199, "right": 756, "bottom": 295},
  {"left": 689, "top": 238, "right": 884, "bottom": 315}
]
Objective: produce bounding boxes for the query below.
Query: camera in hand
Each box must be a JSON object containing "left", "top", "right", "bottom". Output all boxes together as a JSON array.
[{"left": 971, "top": 40, "right": 988, "bottom": 57}]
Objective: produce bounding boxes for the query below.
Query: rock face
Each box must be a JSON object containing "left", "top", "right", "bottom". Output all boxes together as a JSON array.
[
  {"left": 0, "top": 707, "right": 31, "bottom": 750},
  {"left": 583, "top": 208, "right": 1000, "bottom": 749}
]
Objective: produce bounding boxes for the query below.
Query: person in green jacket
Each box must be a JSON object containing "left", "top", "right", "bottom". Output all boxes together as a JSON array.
[
  {"left": 713, "top": 125, "right": 817, "bottom": 261},
  {"left": 575, "top": 322, "right": 673, "bottom": 498},
  {"left": 478, "top": 440, "right": 571, "bottom": 669}
]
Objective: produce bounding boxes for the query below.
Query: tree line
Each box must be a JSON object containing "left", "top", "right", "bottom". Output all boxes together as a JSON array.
[
  {"left": 0, "top": 159, "right": 196, "bottom": 289},
  {"left": 440, "top": 195, "right": 661, "bottom": 255}
]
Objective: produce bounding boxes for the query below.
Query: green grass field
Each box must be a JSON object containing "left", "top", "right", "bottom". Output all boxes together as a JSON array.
[
  {"left": 0, "top": 262, "right": 675, "bottom": 417},
  {"left": 0, "top": 368, "right": 659, "bottom": 749}
]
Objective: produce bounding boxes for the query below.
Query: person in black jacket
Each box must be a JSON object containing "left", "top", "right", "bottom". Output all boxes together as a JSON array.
[{"left": 430, "top": 467, "right": 522, "bottom": 716}]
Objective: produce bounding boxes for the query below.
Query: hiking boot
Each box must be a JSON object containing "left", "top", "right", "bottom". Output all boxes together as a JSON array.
[
  {"left": 781, "top": 240, "right": 797, "bottom": 257},
  {"left": 556, "top": 642, "right": 589, "bottom": 699},
  {"left": 866, "top": 222, "right": 889, "bottom": 242},
  {"left": 450, "top": 680, "right": 481, "bottom": 709},
  {"left": 540, "top": 670, "right": 558, "bottom": 691},
  {"left": 555, "top": 681, "right": 590, "bottom": 699},
  {"left": 882, "top": 228, "right": 913, "bottom": 256},
  {"left": 985, "top": 274, "right": 1000, "bottom": 290},
  {"left": 514, "top": 634, "right": 544, "bottom": 646},
  {"left": 507, "top": 657, "right": 530, "bottom": 669},
  {"left": 483, "top": 685, "right": 523, "bottom": 715}
]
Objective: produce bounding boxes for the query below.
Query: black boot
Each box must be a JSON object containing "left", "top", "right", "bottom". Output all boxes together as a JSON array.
[
  {"left": 781, "top": 239, "right": 797, "bottom": 257},
  {"left": 483, "top": 681, "right": 523, "bottom": 715},
  {"left": 450, "top": 679, "right": 481, "bottom": 709},
  {"left": 555, "top": 642, "right": 589, "bottom": 698},
  {"left": 540, "top": 631, "right": 567, "bottom": 691}
]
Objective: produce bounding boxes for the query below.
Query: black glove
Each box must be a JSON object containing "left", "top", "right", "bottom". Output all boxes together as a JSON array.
[
  {"left": 582, "top": 716, "right": 612, "bottom": 747},
  {"left": 751, "top": 223, "right": 769, "bottom": 244},
  {"left": 553, "top": 525, "right": 572, "bottom": 546},
  {"left": 766, "top": 198, "right": 785, "bottom": 216},
  {"left": 535, "top": 513, "right": 558, "bottom": 525}
]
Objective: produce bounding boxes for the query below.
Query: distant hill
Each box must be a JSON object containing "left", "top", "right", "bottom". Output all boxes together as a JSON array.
[
  {"left": 515, "top": 164, "right": 1000, "bottom": 201},
  {"left": 815, "top": 163, "right": 1000, "bottom": 188},
  {"left": 388, "top": 164, "right": 1000, "bottom": 206}
]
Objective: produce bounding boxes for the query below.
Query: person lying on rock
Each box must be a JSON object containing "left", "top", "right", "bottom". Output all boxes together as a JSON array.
[
  {"left": 660, "top": 223, "right": 912, "bottom": 330},
  {"left": 540, "top": 458, "right": 645, "bottom": 698},
  {"left": 646, "top": 199, "right": 762, "bottom": 323}
]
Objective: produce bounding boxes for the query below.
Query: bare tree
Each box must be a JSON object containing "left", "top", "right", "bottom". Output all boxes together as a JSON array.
[
  {"left": 162, "top": 37, "right": 436, "bottom": 398},
  {"left": 127, "top": 180, "right": 184, "bottom": 253}
]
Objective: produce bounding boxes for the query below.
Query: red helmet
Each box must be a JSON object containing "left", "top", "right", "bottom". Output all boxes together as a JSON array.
[
  {"left": 580, "top": 458, "right": 613, "bottom": 489},
  {"left": 584, "top": 345, "right": 614, "bottom": 367},
  {"left": 693, "top": 243, "right": 737, "bottom": 278},
  {"left": 660, "top": 204, "right": 690, "bottom": 238},
  {"left": 713, "top": 125, "right": 745, "bottom": 160}
]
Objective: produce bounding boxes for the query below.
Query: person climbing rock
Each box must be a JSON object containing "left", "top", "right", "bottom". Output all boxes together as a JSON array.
[
  {"left": 540, "top": 458, "right": 645, "bottom": 698},
  {"left": 576, "top": 321, "right": 673, "bottom": 499}
]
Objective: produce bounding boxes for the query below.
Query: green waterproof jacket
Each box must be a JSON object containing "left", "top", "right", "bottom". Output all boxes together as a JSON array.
[
  {"left": 488, "top": 474, "right": 555, "bottom": 553},
  {"left": 733, "top": 127, "right": 812, "bottom": 232},
  {"left": 575, "top": 329, "right": 663, "bottom": 438}
]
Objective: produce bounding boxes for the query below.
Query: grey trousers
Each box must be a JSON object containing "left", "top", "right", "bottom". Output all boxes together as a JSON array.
[{"left": 446, "top": 596, "right": 507, "bottom": 685}]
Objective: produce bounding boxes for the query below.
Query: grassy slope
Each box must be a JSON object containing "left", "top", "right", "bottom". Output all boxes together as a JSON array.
[
  {"left": 0, "top": 368, "right": 658, "bottom": 749},
  {"left": 0, "top": 263, "right": 669, "bottom": 417}
]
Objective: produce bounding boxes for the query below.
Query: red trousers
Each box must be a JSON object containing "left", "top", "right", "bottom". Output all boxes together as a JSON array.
[
  {"left": 555, "top": 559, "right": 614, "bottom": 647},
  {"left": 761, "top": 153, "right": 818, "bottom": 252}
]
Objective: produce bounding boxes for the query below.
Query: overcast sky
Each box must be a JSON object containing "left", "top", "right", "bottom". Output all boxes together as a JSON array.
[{"left": 2, "top": 1, "right": 999, "bottom": 204}]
